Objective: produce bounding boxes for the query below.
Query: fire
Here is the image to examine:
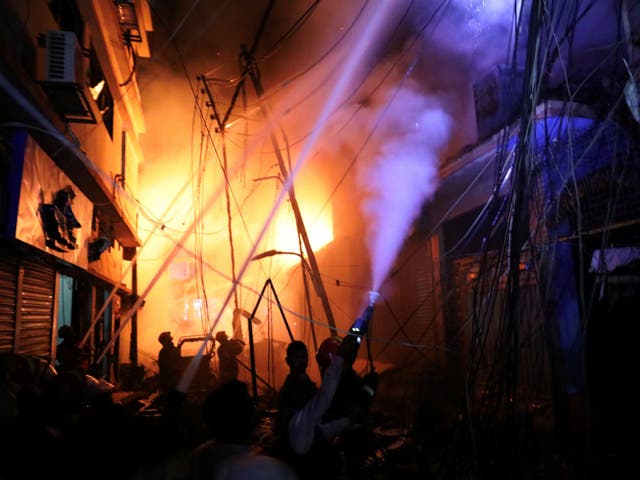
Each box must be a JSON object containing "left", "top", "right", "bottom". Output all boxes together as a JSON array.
[{"left": 271, "top": 204, "right": 333, "bottom": 264}]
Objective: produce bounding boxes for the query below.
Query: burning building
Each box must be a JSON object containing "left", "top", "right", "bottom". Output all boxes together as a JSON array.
[{"left": 1, "top": 0, "right": 152, "bottom": 381}]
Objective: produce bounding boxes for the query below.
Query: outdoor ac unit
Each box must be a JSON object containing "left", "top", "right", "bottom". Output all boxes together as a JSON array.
[
  {"left": 40, "top": 30, "right": 97, "bottom": 123},
  {"left": 43, "top": 30, "right": 83, "bottom": 83}
]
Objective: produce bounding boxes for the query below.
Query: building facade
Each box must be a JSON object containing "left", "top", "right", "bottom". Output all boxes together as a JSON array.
[
  {"left": 0, "top": 0, "right": 152, "bottom": 381},
  {"left": 427, "top": 0, "right": 640, "bottom": 460}
]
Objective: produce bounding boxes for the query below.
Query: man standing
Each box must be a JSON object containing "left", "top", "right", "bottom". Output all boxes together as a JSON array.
[
  {"left": 321, "top": 334, "right": 379, "bottom": 477},
  {"left": 157, "top": 331, "right": 182, "bottom": 395},
  {"left": 273, "top": 339, "right": 354, "bottom": 479},
  {"left": 215, "top": 331, "right": 244, "bottom": 384},
  {"left": 56, "top": 325, "right": 80, "bottom": 372}
]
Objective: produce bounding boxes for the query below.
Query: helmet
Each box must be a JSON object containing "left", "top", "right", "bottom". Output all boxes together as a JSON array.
[{"left": 315, "top": 336, "right": 342, "bottom": 370}]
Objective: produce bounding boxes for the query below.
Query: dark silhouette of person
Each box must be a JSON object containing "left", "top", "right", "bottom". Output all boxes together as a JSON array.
[
  {"left": 190, "top": 380, "right": 296, "bottom": 480},
  {"left": 273, "top": 341, "right": 318, "bottom": 446},
  {"left": 56, "top": 325, "right": 83, "bottom": 373},
  {"left": 323, "top": 334, "right": 378, "bottom": 422},
  {"left": 215, "top": 331, "right": 244, "bottom": 384},
  {"left": 321, "top": 334, "right": 379, "bottom": 477},
  {"left": 157, "top": 331, "right": 182, "bottom": 395},
  {"left": 273, "top": 339, "right": 353, "bottom": 479}
]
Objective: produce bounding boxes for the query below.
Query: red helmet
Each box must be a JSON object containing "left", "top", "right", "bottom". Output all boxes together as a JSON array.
[{"left": 316, "top": 336, "right": 342, "bottom": 369}]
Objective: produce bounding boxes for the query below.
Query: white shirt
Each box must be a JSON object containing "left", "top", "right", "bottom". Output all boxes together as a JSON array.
[{"left": 287, "top": 356, "right": 352, "bottom": 454}]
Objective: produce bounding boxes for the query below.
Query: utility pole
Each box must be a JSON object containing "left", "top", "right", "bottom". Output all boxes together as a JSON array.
[
  {"left": 240, "top": 44, "right": 337, "bottom": 333},
  {"left": 130, "top": 260, "right": 138, "bottom": 367},
  {"left": 199, "top": 75, "right": 241, "bottom": 334}
]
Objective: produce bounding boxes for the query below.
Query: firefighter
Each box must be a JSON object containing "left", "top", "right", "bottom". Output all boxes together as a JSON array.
[
  {"left": 215, "top": 331, "right": 244, "bottom": 384},
  {"left": 157, "top": 331, "right": 182, "bottom": 395}
]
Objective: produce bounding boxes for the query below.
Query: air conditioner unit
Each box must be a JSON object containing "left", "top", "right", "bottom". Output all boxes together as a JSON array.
[
  {"left": 43, "top": 30, "right": 84, "bottom": 83},
  {"left": 40, "top": 30, "right": 97, "bottom": 123}
]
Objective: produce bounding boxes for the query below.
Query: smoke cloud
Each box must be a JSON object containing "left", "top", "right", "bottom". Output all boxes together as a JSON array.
[
  {"left": 352, "top": 0, "right": 521, "bottom": 290},
  {"left": 358, "top": 83, "right": 452, "bottom": 290}
]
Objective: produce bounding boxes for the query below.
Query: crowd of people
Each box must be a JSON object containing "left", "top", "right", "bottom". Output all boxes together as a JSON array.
[
  {"left": 156, "top": 330, "right": 245, "bottom": 394},
  {"left": 0, "top": 324, "right": 381, "bottom": 480}
]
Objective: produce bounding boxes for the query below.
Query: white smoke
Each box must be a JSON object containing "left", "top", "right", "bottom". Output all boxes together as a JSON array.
[
  {"left": 359, "top": 84, "right": 452, "bottom": 290},
  {"left": 357, "top": 0, "right": 520, "bottom": 290}
]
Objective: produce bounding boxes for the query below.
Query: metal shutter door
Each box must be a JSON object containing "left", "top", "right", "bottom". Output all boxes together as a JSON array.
[
  {"left": 15, "top": 258, "right": 55, "bottom": 358},
  {"left": 0, "top": 250, "right": 18, "bottom": 353}
]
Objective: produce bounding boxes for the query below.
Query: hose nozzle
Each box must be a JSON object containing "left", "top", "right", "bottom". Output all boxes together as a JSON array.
[{"left": 348, "top": 291, "right": 379, "bottom": 342}]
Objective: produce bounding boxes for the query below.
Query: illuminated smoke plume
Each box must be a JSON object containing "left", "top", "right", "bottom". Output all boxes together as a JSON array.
[
  {"left": 360, "top": 84, "right": 452, "bottom": 291},
  {"left": 358, "top": 0, "right": 520, "bottom": 291}
]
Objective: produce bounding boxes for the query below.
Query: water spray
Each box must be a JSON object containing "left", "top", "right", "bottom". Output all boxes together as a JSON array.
[{"left": 368, "top": 290, "right": 380, "bottom": 307}]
